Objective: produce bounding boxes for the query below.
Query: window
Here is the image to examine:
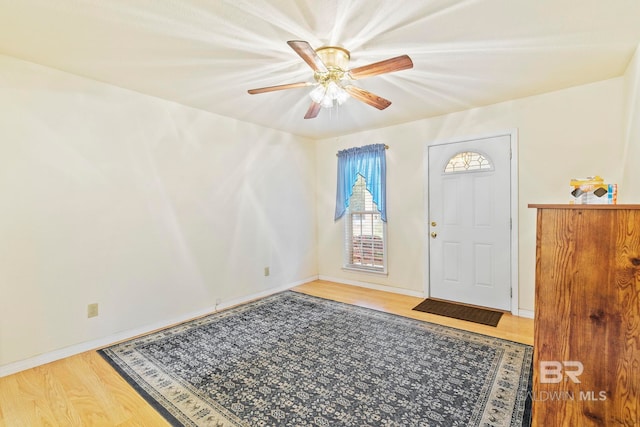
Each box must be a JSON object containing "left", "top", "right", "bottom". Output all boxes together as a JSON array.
[
  {"left": 444, "top": 151, "right": 493, "bottom": 173},
  {"left": 344, "top": 174, "right": 386, "bottom": 273},
  {"left": 335, "top": 143, "right": 387, "bottom": 274}
]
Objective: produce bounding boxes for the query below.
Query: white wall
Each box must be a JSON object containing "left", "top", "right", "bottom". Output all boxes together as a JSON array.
[
  {"left": 0, "top": 55, "right": 317, "bottom": 368},
  {"left": 316, "top": 77, "right": 627, "bottom": 312},
  {"left": 622, "top": 43, "right": 640, "bottom": 201}
]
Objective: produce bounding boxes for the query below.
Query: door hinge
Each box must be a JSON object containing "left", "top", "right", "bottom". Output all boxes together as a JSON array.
[
  {"left": 511, "top": 288, "right": 513, "bottom": 298},
  {"left": 510, "top": 218, "right": 512, "bottom": 230}
]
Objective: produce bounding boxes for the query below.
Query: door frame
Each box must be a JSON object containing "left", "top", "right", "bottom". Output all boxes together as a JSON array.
[{"left": 423, "top": 129, "right": 519, "bottom": 316}]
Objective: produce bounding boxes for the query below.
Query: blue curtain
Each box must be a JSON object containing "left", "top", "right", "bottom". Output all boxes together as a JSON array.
[{"left": 334, "top": 143, "right": 387, "bottom": 222}]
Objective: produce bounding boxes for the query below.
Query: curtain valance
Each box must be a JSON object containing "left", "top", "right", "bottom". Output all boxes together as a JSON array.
[{"left": 334, "top": 143, "right": 387, "bottom": 222}]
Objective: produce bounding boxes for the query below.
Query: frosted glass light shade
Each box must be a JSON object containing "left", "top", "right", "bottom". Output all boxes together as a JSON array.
[
  {"left": 335, "top": 88, "right": 350, "bottom": 105},
  {"left": 320, "top": 95, "right": 334, "bottom": 108},
  {"left": 309, "top": 81, "right": 350, "bottom": 108},
  {"left": 310, "top": 85, "right": 326, "bottom": 103}
]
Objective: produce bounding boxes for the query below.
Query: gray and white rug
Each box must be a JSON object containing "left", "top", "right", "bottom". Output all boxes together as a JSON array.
[{"left": 99, "top": 291, "right": 532, "bottom": 426}]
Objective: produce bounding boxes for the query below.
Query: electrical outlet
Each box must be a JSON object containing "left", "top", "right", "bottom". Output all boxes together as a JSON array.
[
  {"left": 264, "top": 266, "right": 270, "bottom": 277},
  {"left": 87, "top": 303, "right": 99, "bottom": 318}
]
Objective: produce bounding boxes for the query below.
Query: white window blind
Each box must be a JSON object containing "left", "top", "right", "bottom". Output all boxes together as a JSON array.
[{"left": 344, "top": 175, "right": 386, "bottom": 273}]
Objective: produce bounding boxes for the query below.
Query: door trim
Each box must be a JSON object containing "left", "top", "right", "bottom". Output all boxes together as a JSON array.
[{"left": 423, "top": 129, "right": 519, "bottom": 316}]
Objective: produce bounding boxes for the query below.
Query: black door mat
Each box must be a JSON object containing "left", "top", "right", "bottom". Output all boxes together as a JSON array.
[{"left": 412, "top": 298, "right": 503, "bottom": 327}]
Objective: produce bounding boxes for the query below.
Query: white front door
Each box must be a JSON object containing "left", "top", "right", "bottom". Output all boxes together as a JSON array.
[{"left": 428, "top": 134, "right": 512, "bottom": 311}]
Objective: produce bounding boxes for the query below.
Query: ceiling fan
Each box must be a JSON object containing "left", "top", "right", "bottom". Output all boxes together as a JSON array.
[{"left": 247, "top": 40, "right": 413, "bottom": 119}]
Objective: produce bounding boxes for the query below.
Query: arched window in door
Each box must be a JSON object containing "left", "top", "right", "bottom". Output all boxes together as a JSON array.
[{"left": 444, "top": 151, "right": 493, "bottom": 173}]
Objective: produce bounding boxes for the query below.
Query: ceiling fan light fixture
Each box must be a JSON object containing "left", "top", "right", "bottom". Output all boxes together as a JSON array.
[
  {"left": 320, "top": 94, "right": 335, "bottom": 108},
  {"left": 309, "top": 84, "right": 326, "bottom": 103},
  {"left": 310, "top": 80, "right": 350, "bottom": 108},
  {"left": 335, "top": 88, "right": 350, "bottom": 105},
  {"left": 307, "top": 46, "right": 352, "bottom": 110},
  {"left": 325, "top": 81, "right": 341, "bottom": 99}
]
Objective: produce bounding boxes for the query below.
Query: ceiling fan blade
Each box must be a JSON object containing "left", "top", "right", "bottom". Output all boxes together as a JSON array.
[
  {"left": 247, "top": 82, "right": 312, "bottom": 94},
  {"left": 343, "top": 85, "right": 392, "bottom": 110},
  {"left": 348, "top": 55, "right": 413, "bottom": 80},
  {"left": 304, "top": 101, "right": 322, "bottom": 119},
  {"left": 287, "top": 40, "right": 328, "bottom": 73}
]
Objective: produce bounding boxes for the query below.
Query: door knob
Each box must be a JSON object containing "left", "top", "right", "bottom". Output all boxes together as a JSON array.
[
  {"left": 431, "top": 221, "right": 437, "bottom": 227},
  {"left": 430, "top": 232, "right": 437, "bottom": 239}
]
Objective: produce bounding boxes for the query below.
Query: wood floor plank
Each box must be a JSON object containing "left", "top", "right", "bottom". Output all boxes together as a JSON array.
[
  {"left": 0, "top": 280, "right": 533, "bottom": 425},
  {"left": 57, "top": 353, "right": 127, "bottom": 426}
]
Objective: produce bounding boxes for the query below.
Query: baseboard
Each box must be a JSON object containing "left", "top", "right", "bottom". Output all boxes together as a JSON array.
[
  {"left": 518, "top": 309, "right": 534, "bottom": 319},
  {"left": 0, "top": 275, "right": 318, "bottom": 378},
  {"left": 317, "top": 275, "right": 425, "bottom": 298}
]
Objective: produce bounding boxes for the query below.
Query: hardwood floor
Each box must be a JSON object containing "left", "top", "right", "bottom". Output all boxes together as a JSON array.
[
  {"left": 295, "top": 280, "right": 533, "bottom": 345},
  {"left": 0, "top": 280, "right": 533, "bottom": 426}
]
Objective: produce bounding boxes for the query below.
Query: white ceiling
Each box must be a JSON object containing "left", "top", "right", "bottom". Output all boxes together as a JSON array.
[{"left": 2, "top": 0, "right": 640, "bottom": 139}]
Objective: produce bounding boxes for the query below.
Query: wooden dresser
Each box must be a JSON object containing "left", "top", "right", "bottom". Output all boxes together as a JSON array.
[{"left": 529, "top": 205, "right": 640, "bottom": 426}]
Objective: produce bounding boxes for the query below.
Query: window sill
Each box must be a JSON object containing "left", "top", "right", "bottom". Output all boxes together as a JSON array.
[{"left": 342, "top": 266, "right": 388, "bottom": 276}]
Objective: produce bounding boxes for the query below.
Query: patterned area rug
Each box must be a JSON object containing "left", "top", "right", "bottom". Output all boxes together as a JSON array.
[{"left": 99, "top": 291, "right": 533, "bottom": 427}]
